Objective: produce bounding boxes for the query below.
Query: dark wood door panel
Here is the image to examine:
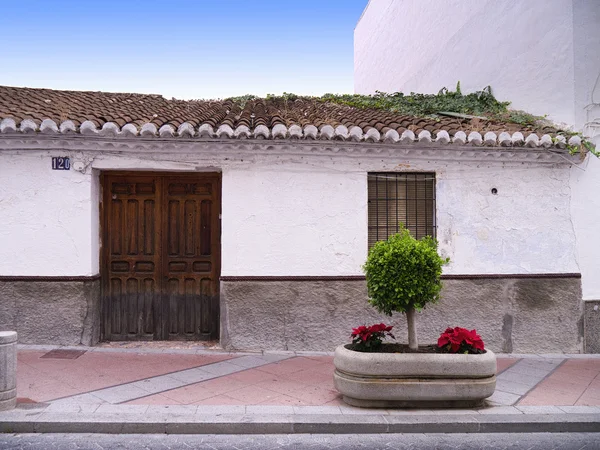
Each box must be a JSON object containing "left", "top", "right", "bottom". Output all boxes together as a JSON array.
[
  {"left": 101, "top": 173, "right": 220, "bottom": 341},
  {"left": 102, "top": 175, "right": 162, "bottom": 340},
  {"left": 163, "top": 176, "right": 220, "bottom": 340}
]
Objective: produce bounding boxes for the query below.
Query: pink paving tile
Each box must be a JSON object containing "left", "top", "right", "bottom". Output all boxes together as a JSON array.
[
  {"left": 256, "top": 357, "right": 327, "bottom": 376},
  {"left": 311, "top": 363, "right": 336, "bottom": 375},
  {"left": 193, "top": 377, "right": 249, "bottom": 396},
  {"left": 496, "top": 358, "right": 518, "bottom": 374},
  {"left": 258, "top": 394, "right": 312, "bottom": 406},
  {"left": 323, "top": 396, "right": 345, "bottom": 406},
  {"left": 518, "top": 358, "right": 600, "bottom": 407},
  {"left": 20, "top": 379, "right": 87, "bottom": 403},
  {"left": 16, "top": 350, "right": 235, "bottom": 402},
  {"left": 17, "top": 351, "right": 47, "bottom": 363},
  {"left": 125, "top": 393, "right": 183, "bottom": 405},
  {"left": 283, "top": 369, "right": 336, "bottom": 387},
  {"left": 224, "top": 385, "right": 282, "bottom": 404},
  {"left": 575, "top": 397, "right": 600, "bottom": 406},
  {"left": 302, "top": 355, "right": 334, "bottom": 363},
  {"left": 255, "top": 379, "right": 310, "bottom": 396},
  {"left": 161, "top": 384, "right": 223, "bottom": 404},
  {"left": 194, "top": 394, "right": 245, "bottom": 405},
  {"left": 286, "top": 385, "right": 340, "bottom": 405},
  {"left": 538, "top": 378, "right": 586, "bottom": 393},
  {"left": 227, "top": 368, "right": 279, "bottom": 384},
  {"left": 556, "top": 372, "right": 596, "bottom": 387},
  {"left": 518, "top": 392, "right": 582, "bottom": 406}
]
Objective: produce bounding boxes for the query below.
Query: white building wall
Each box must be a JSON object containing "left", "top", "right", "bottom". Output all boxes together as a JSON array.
[
  {"left": 571, "top": 144, "right": 600, "bottom": 300},
  {"left": 437, "top": 164, "right": 578, "bottom": 275},
  {"left": 221, "top": 166, "right": 368, "bottom": 276},
  {"left": 0, "top": 149, "right": 579, "bottom": 278},
  {"left": 0, "top": 152, "right": 97, "bottom": 276},
  {"left": 355, "top": 0, "right": 600, "bottom": 298},
  {"left": 355, "top": 0, "right": 583, "bottom": 126}
]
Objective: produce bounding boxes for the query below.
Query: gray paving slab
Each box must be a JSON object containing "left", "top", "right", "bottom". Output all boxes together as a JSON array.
[
  {"left": 50, "top": 393, "right": 105, "bottom": 405},
  {"left": 146, "top": 405, "right": 198, "bottom": 415},
  {"left": 195, "top": 405, "right": 246, "bottom": 415},
  {"left": 91, "top": 384, "right": 151, "bottom": 404},
  {"left": 44, "top": 403, "right": 100, "bottom": 413},
  {"left": 497, "top": 369, "right": 544, "bottom": 385},
  {"left": 256, "top": 353, "right": 295, "bottom": 363},
  {"left": 227, "top": 355, "right": 279, "bottom": 369},
  {"left": 3, "top": 404, "right": 600, "bottom": 434},
  {"left": 486, "top": 390, "right": 522, "bottom": 406},
  {"left": 200, "top": 361, "right": 247, "bottom": 376},
  {"left": 495, "top": 378, "right": 533, "bottom": 395},
  {"left": 95, "top": 404, "right": 149, "bottom": 414},
  {"left": 515, "top": 405, "right": 565, "bottom": 414},
  {"left": 130, "top": 375, "right": 186, "bottom": 393},
  {"left": 477, "top": 406, "right": 522, "bottom": 415},
  {"left": 167, "top": 367, "right": 215, "bottom": 384},
  {"left": 559, "top": 405, "right": 600, "bottom": 414},
  {"left": 384, "top": 409, "right": 438, "bottom": 415},
  {"left": 507, "top": 364, "right": 555, "bottom": 378},
  {"left": 245, "top": 405, "right": 295, "bottom": 415},
  {"left": 292, "top": 405, "right": 343, "bottom": 415},
  {"left": 338, "top": 405, "right": 389, "bottom": 415}
]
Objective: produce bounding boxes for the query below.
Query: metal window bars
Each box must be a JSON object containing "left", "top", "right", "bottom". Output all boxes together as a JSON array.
[{"left": 367, "top": 173, "right": 436, "bottom": 248}]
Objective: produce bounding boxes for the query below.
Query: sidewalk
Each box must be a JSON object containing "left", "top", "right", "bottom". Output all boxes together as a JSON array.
[{"left": 1, "top": 345, "right": 600, "bottom": 434}]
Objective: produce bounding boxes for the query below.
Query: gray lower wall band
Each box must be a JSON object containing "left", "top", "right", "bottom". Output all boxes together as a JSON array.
[{"left": 220, "top": 277, "right": 584, "bottom": 353}]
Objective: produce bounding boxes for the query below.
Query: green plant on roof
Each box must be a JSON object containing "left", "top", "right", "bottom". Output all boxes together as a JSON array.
[
  {"left": 226, "top": 83, "right": 597, "bottom": 157},
  {"left": 363, "top": 227, "right": 449, "bottom": 350}
]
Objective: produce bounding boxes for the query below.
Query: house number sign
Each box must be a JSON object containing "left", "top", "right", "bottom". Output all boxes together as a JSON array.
[{"left": 51, "top": 157, "right": 70, "bottom": 170}]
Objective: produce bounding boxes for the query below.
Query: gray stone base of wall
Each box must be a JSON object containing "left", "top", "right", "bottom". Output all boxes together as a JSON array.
[
  {"left": 0, "top": 278, "right": 101, "bottom": 346},
  {"left": 220, "top": 276, "right": 584, "bottom": 354},
  {"left": 584, "top": 300, "right": 600, "bottom": 353}
]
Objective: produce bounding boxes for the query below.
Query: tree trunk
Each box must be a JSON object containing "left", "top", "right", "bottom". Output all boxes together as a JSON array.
[{"left": 406, "top": 307, "right": 418, "bottom": 350}]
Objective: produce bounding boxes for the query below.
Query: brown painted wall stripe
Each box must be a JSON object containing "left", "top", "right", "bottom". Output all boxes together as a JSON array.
[
  {"left": 220, "top": 273, "right": 581, "bottom": 282},
  {"left": 1, "top": 273, "right": 581, "bottom": 283},
  {"left": 0, "top": 275, "right": 101, "bottom": 282}
]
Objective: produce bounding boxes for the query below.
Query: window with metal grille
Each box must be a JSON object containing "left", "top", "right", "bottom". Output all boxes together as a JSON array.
[{"left": 368, "top": 173, "right": 436, "bottom": 248}]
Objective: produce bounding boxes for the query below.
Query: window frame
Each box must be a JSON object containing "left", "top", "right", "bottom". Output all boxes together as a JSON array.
[{"left": 367, "top": 172, "right": 437, "bottom": 248}]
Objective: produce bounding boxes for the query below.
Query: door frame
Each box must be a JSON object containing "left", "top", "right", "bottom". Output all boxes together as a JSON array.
[{"left": 99, "top": 171, "right": 222, "bottom": 341}]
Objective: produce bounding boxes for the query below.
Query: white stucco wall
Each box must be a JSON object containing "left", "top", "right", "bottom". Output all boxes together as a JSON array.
[
  {"left": 437, "top": 164, "right": 578, "bottom": 275},
  {"left": 0, "top": 148, "right": 580, "bottom": 277},
  {"left": 217, "top": 155, "right": 577, "bottom": 276},
  {"left": 571, "top": 145, "right": 600, "bottom": 300},
  {"left": 221, "top": 166, "right": 367, "bottom": 276},
  {"left": 0, "top": 152, "right": 98, "bottom": 276},
  {"left": 355, "top": 0, "right": 600, "bottom": 128},
  {"left": 355, "top": 0, "right": 600, "bottom": 297}
]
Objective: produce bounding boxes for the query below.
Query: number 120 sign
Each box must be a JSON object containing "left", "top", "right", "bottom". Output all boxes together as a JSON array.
[{"left": 52, "top": 157, "right": 70, "bottom": 170}]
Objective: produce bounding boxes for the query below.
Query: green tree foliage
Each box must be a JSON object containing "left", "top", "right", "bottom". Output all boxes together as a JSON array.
[{"left": 363, "top": 228, "right": 449, "bottom": 317}]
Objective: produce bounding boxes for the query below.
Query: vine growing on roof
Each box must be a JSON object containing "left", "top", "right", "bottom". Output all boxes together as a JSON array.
[{"left": 226, "top": 83, "right": 596, "bottom": 157}]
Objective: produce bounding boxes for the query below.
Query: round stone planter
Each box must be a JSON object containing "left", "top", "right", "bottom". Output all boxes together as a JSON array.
[{"left": 333, "top": 344, "right": 496, "bottom": 408}]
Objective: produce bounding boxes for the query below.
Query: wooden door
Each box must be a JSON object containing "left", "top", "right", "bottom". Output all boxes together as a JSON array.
[
  {"left": 163, "top": 176, "right": 221, "bottom": 340},
  {"left": 102, "top": 173, "right": 221, "bottom": 341}
]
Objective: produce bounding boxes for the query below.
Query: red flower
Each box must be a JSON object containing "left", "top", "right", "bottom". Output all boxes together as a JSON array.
[
  {"left": 437, "top": 327, "right": 485, "bottom": 353},
  {"left": 350, "top": 323, "right": 395, "bottom": 352}
]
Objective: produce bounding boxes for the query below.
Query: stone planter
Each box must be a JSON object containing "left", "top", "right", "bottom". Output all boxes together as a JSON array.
[{"left": 333, "top": 344, "right": 496, "bottom": 408}]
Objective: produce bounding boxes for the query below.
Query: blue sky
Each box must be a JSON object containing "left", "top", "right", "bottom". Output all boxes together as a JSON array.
[{"left": 0, "top": 0, "right": 367, "bottom": 99}]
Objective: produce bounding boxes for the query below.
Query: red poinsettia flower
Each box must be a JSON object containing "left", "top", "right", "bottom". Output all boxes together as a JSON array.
[
  {"left": 437, "top": 327, "right": 485, "bottom": 353},
  {"left": 350, "top": 323, "right": 395, "bottom": 351}
]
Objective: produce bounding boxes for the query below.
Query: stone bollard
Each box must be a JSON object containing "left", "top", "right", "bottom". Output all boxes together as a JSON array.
[{"left": 0, "top": 331, "right": 17, "bottom": 411}]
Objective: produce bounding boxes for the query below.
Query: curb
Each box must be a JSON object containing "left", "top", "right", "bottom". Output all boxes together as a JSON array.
[{"left": 2, "top": 413, "right": 600, "bottom": 434}]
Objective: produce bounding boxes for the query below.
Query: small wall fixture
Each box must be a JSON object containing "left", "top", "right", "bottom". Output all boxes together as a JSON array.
[{"left": 491, "top": 188, "right": 498, "bottom": 195}]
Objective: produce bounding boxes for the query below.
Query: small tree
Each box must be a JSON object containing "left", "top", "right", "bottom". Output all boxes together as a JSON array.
[{"left": 363, "top": 228, "right": 449, "bottom": 350}]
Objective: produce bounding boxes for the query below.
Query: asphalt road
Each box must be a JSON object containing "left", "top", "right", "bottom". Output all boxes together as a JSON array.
[{"left": 0, "top": 433, "right": 599, "bottom": 449}]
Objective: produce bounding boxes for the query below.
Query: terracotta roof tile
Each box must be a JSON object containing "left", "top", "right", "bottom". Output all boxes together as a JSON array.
[{"left": 0, "top": 85, "right": 574, "bottom": 149}]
